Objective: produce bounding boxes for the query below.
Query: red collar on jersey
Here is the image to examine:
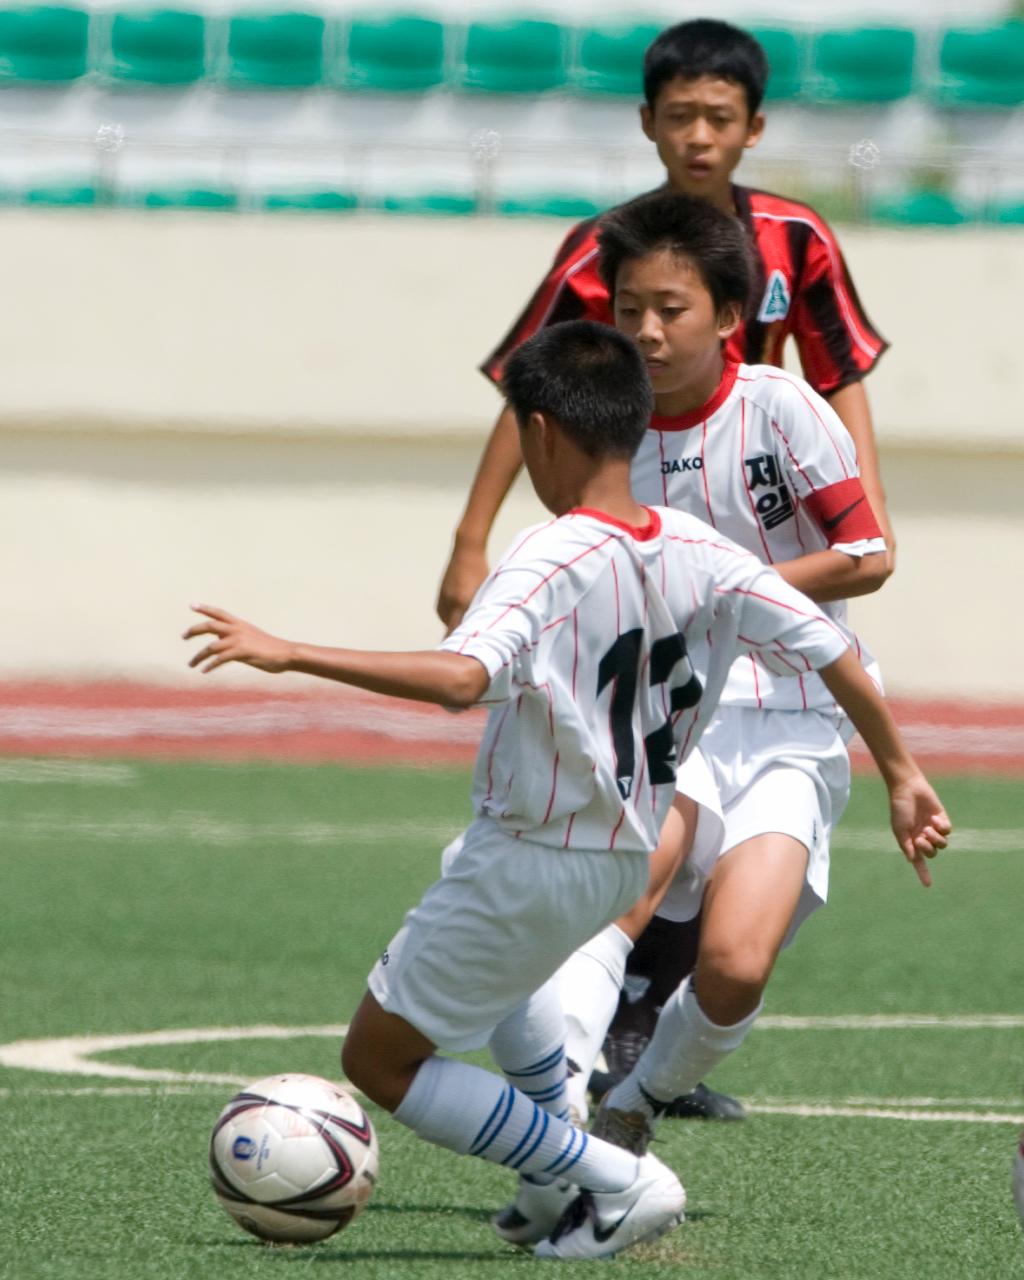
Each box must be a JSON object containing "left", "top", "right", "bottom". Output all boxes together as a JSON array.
[
  {"left": 568, "top": 506, "right": 662, "bottom": 541},
  {"left": 649, "top": 361, "right": 740, "bottom": 432}
]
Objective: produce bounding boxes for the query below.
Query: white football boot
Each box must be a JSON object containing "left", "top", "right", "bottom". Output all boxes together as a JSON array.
[
  {"left": 533, "top": 1153, "right": 685, "bottom": 1260},
  {"left": 491, "top": 1174, "right": 577, "bottom": 1246}
]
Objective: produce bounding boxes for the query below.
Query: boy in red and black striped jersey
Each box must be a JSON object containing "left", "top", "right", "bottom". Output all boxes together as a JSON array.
[{"left": 437, "top": 18, "right": 893, "bottom": 633}]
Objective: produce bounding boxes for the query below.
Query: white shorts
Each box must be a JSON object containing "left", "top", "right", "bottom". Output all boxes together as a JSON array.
[
  {"left": 658, "top": 706, "right": 851, "bottom": 944},
  {"left": 654, "top": 749, "right": 725, "bottom": 923},
  {"left": 368, "top": 817, "right": 648, "bottom": 1053}
]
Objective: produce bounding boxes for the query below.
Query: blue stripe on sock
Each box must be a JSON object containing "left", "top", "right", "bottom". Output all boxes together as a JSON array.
[
  {"left": 507, "top": 1046, "right": 565, "bottom": 1078},
  {"left": 470, "top": 1086, "right": 515, "bottom": 1157},
  {"left": 523, "top": 1081, "right": 568, "bottom": 1105},
  {"left": 556, "top": 1131, "right": 589, "bottom": 1176},
  {"left": 501, "top": 1101, "right": 540, "bottom": 1168},
  {"left": 542, "top": 1124, "right": 579, "bottom": 1175},
  {"left": 510, "top": 1108, "right": 551, "bottom": 1171}
]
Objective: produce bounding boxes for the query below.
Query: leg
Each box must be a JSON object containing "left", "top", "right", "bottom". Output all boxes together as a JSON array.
[
  {"left": 343, "top": 988, "right": 640, "bottom": 1189},
  {"left": 342, "top": 989, "right": 436, "bottom": 1113},
  {"left": 559, "top": 796, "right": 695, "bottom": 1122},
  {"left": 692, "top": 832, "right": 809, "bottom": 1025},
  {"left": 597, "top": 832, "right": 808, "bottom": 1143}
]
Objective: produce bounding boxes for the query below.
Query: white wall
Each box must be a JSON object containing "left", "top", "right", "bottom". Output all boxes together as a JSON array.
[
  {"left": 1, "top": 210, "right": 1022, "bottom": 696},
  {"left": 0, "top": 211, "right": 1021, "bottom": 446}
]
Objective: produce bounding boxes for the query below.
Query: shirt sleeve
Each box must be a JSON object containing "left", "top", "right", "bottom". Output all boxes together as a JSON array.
[
  {"left": 768, "top": 378, "right": 885, "bottom": 555},
  {"left": 716, "top": 556, "right": 850, "bottom": 679},
  {"left": 479, "top": 218, "right": 611, "bottom": 386},
  {"left": 789, "top": 217, "right": 889, "bottom": 396},
  {"left": 438, "top": 561, "right": 550, "bottom": 704}
]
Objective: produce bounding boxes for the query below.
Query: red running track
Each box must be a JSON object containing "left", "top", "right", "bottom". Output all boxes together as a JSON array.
[{"left": 0, "top": 681, "right": 1021, "bottom": 775}]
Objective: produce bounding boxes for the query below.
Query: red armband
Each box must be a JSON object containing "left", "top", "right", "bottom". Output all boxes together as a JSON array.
[{"left": 803, "top": 477, "right": 882, "bottom": 546}]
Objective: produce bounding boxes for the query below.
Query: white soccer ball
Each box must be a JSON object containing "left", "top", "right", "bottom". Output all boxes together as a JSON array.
[{"left": 209, "top": 1073, "right": 378, "bottom": 1243}]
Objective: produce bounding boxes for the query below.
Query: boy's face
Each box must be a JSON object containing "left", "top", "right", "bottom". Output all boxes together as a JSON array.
[
  {"left": 613, "top": 249, "right": 741, "bottom": 407},
  {"left": 641, "top": 75, "right": 764, "bottom": 207}
]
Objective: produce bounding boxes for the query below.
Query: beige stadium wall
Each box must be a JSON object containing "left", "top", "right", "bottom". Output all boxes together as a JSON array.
[{"left": 1, "top": 210, "right": 1022, "bottom": 698}]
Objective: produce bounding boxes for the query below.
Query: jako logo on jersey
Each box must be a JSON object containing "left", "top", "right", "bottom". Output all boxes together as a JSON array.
[
  {"left": 758, "top": 269, "right": 791, "bottom": 323},
  {"left": 661, "top": 457, "right": 703, "bottom": 474}
]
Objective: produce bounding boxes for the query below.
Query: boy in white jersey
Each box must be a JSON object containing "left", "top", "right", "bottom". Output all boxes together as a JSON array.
[
  {"left": 536, "top": 194, "right": 924, "bottom": 1251},
  {"left": 184, "top": 321, "right": 948, "bottom": 1261}
]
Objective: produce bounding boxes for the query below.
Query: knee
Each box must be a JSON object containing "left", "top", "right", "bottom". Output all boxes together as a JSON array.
[{"left": 698, "top": 942, "right": 774, "bottom": 1011}]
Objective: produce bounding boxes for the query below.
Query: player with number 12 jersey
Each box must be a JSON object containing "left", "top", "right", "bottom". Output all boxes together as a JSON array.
[{"left": 441, "top": 504, "right": 847, "bottom": 856}]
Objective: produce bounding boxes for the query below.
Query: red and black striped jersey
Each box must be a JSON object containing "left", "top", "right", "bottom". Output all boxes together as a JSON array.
[{"left": 481, "top": 185, "right": 888, "bottom": 398}]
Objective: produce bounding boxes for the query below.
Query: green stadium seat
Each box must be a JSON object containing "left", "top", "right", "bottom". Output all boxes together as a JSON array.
[
  {"left": 571, "top": 22, "right": 661, "bottom": 97},
  {"left": 24, "top": 182, "right": 100, "bottom": 205},
  {"left": 983, "top": 196, "right": 1024, "bottom": 225},
  {"left": 261, "top": 189, "right": 358, "bottom": 212},
  {"left": 457, "top": 19, "right": 566, "bottom": 94},
  {"left": 99, "top": 8, "right": 206, "bottom": 85},
  {"left": 343, "top": 13, "right": 445, "bottom": 91},
  {"left": 0, "top": 5, "right": 89, "bottom": 81},
  {"left": 120, "top": 186, "right": 237, "bottom": 209},
  {"left": 935, "top": 24, "right": 1024, "bottom": 107},
  {"left": 497, "top": 192, "right": 604, "bottom": 219},
  {"left": 810, "top": 27, "right": 916, "bottom": 103},
  {"left": 869, "top": 189, "right": 968, "bottom": 226},
  {"left": 748, "top": 27, "right": 805, "bottom": 101},
  {"left": 370, "top": 191, "right": 477, "bottom": 216},
  {"left": 221, "top": 11, "right": 325, "bottom": 88}
]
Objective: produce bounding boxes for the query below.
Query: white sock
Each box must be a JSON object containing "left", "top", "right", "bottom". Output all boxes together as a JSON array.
[
  {"left": 557, "top": 924, "right": 633, "bottom": 1122},
  {"left": 394, "top": 1055, "right": 639, "bottom": 1192},
  {"left": 489, "top": 979, "right": 571, "bottom": 1125},
  {"left": 607, "top": 976, "right": 761, "bottom": 1117}
]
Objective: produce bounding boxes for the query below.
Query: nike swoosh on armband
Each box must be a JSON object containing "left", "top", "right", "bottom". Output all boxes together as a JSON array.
[{"left": 821, "top": 496, "right": 865, "bottom": 532}]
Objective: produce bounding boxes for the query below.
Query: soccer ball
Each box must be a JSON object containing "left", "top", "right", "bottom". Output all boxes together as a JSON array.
[{"left": 209, "top": 1073, "right": 378, "bottom": 1243}]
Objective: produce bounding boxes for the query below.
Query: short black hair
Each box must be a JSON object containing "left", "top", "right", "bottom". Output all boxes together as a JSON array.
[
  {"left": 597, "top": 190, "right": 753, "bottom": 316},
  {"left": 502, "top": 320, "right": 653, "bottom": 460},
  {"left": 644, "top": 19, "right": 768, "bottom": 117}
]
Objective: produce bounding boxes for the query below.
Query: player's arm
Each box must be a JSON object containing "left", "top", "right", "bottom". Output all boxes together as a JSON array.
[
  {"left": 184, "top": 605, "right": 489, "bottom": 708},
  {"left": 772, "top": 543, "right": 887, "bottom": 603},
  {"left": 436, "top": 220, "right": 602, "bottom": 631},
  {"left": 788, "top": 216, "right": 896, "bottom": 570},
  {"left": 817, "top": 648, "right": 951, "bottom": 887},
  {"left": 717, "top": 549, "right": 950, "bottom": 884},
  {"left": 771, "top": 382, "right": 891, "bottom": 602},
  {"left": 825, "top": 380, "right": 895, "bottom": 572},
  {"left": 436, "top": 404, "right": 523, "bottom": 631}
]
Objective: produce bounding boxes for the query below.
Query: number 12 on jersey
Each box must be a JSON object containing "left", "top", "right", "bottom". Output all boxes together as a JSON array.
[{"left": 597, "top": 630, "right": 702, "bottom": 800}]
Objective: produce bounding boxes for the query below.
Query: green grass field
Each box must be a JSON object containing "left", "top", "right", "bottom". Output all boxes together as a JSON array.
[{"left": 2, "top": 759, "right": 1022, "bottom": 1279}]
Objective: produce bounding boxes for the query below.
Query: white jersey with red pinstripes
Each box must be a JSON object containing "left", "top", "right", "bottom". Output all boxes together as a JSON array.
[
  {"left": 440, "top": 506, "right": 847, "bottom": 854},
  {"left": 630, "top": 362, "right": 886, "bottom": 712}
]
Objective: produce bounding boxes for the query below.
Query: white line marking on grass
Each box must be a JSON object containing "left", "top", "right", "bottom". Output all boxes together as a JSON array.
[
  {"left": 0, "top": 759, "right": 138, "bottom": 785},
  {"left": 0, "top": 1024, "right": 348, "bottom": 1085},
  {"left": 0, "top": 1085, "right": 231, "bottom": 1098},
  {"left": 757, "top": 1014, "right": 1024, "bottom": 1030},
  {"left": 0, "top": 815, "right": 461, "bottom": 846},
  {"left": 832, "top": 829, "right": 1020, "bottom": 854},
  {"left": 752, "top": 1094, "right": 1023, "bottom": 1109},
  {"left": 746, "top": 1103, "right": 1024, "bottom": 1125},
  {"left": 1, "top": 812, "right": 1017, "bottom": 852}
]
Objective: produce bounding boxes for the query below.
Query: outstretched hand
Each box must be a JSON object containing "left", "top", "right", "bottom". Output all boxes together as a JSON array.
[
  {"left": 184, "top": 604, "right": 294, "bottom": 675},
  {"left": 889, "top": 772, "right": 951, "bottom": 888}
]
